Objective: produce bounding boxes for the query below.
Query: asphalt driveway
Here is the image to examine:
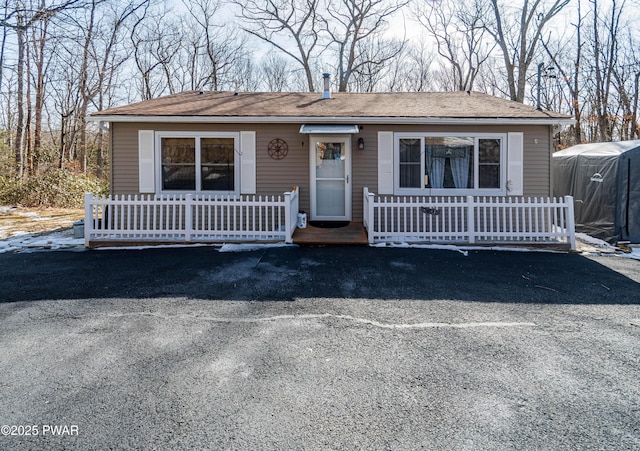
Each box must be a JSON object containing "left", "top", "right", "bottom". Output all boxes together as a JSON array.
[{"left": 0, "top": 246, "right": 639, "bottom": 449}]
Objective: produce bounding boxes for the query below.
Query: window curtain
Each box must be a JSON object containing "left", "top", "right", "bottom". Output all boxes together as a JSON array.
[
  {"left": 450, "top": 148, "right": 471, "bottom": 189},
  {"left": 426, "top": 145, "right": 445, "bottom": 188}
]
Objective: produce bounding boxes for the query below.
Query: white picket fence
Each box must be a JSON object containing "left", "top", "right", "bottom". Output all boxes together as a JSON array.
[
  {"left": 363, "top": 188, "right": 576, "bottom": 249},
  {"left": 84, "top": 186, "right": 575, "bottom": 249},
  {"left": 84, "top": 187, "right": 299, "bottom": 246}
]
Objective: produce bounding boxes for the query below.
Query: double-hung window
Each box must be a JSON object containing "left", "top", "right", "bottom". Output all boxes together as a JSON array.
[
  {"left": 157, "top": 132, "right": 239, "bottom": 195},
  {"left": 395, "top": 133, "right": 506, "bottom": 195}
]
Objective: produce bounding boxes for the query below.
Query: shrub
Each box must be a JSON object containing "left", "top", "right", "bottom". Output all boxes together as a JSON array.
[{"left": 0, "top": 170, "right": 109, "bottom": 208}]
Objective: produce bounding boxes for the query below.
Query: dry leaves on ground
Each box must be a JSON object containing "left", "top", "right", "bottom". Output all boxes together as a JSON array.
[{"left": 0, "top": 206, "right": 84, "bottom": 239}]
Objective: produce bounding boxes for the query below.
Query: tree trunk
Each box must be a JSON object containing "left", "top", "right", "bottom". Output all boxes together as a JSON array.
[
  {"left": 14, "top": 17, "right": 25, "bottom": 178},
  {"left": 77, "top": 0, "right": 96, "bottom": 174},
  {"left": 32, "top": 11, "right": 48, "bottom": 175},
  {"left": 633, "top": 72, "right": 640, "bottom": 139},
  {"left": 0, "top": 0, "right": 9, "bottom": 93},
  {"left": 25, "top": 29, "right": 32, "bottom": 175}
]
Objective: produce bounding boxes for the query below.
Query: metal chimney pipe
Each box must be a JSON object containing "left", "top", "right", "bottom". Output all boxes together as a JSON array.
[
  {"left": 536, "top": 63, "right": 543, "bottom": 110},
  {"left": 322, "top": 73, "right": 331, "bottom": 99}
]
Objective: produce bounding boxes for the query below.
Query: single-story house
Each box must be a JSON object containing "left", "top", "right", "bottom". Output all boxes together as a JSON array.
[{"left": 86, "top": 84, "right": 576, "bottom": 247}]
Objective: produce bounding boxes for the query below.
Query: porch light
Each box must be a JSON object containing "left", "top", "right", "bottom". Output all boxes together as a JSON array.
[{"left": 358, "top": 137, "right": 364, "bottom": 150}]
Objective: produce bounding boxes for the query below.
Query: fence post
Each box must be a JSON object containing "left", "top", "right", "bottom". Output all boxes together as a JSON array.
[
  {"left": 467, "top": 195, "right": 475, "bottom": 244},
  {"left": 84, "top": 193, "right": 93, "bottom": 248},
  {"left": 364, "top": 187, "right": 375, "bottom": 244},
  {"left": 292, "top": 187, "right": 299, "bottom": 239},
  {"left": 565, "top": 195, "right": 576, "bottom": 251},
  {"left": 185, "top": 194, "right": 193, "bottom": 242},
  {"left": 363, "top": 187, "right": 368, "bottom": 223},
  {"left": 284, "top": 190, "right": 293, "bottom": 243}
]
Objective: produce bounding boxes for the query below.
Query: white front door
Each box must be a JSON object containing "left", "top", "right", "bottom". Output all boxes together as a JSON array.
[{"left": 309, "top": 135, "right": 352, "bottom": 221}]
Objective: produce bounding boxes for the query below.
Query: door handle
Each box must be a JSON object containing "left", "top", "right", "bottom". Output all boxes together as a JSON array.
[{"left": 346, "top": 174, "right": 349, "bottom": 184}]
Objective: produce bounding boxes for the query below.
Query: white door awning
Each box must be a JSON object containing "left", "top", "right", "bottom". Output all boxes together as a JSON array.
[{"left": 299, "top": 124, "right": 359, "bottom": 134}]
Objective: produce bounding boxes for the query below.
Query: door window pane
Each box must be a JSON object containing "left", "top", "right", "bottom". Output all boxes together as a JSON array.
[
  {"left": 161, "top": 138, "right": 195, "bottom": 190},
  {"left": 316, "top": 142, "right": 345, "bottom": 178},
  {"left": 316, "top": 180, "right": 346, "bottom": 216}
]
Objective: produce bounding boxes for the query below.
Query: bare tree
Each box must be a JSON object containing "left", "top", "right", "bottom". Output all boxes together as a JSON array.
[
  {"left": 129, "top": 4, "right": 175, "bottom": 100},
  {"left": 608, "top": 11, "right": 638, "bottom": 140},
  {"left": 0, "top": 0, "right": 12, "bottom": 93},
  {"left": 234, "top": 58, "right": 262, "bottom": 92},
  {"left": 588, "top": 0, "right": 627, "bottom": 142},
  {"left": 50, "top": 60, "right": 79, "bottom": 168},
  {"left": 384, "top": 40, "right": 436, "bottom": 92},
  {"left": 3, "top": 0, "right": 84, "bottom": 176},
  {"left": 540, "top": 0, "right": 586, "bottom": 144},
  {"left": 234, "top": 0, "right": 321, "bottom": 92},
  {"left": 261, "top": 54, "right": 291, "bottom": 92},
  {"left": 29, "top": 0, "right": 51, "bottom": 175},
  {"left": 485, "top": 0, "right": 569, "bottom": 103},
  {"left": 322, "top": 0, "right": 407, "bottom": 92},
  {"left": 14, "top": 2, "right": 26, "bottom": 176},
  {"left": 37, "top": 0, "right": 148, "bottom": 174},
  {"left": 349, "top": 36, "right": 404, "bottom": 92},
  {"left": 414, "top": 0, "right": 494, "bottom": 92},
  {"left": 90, "top": 1, "right": 150, "bottom": 175},
  {"left": 183, "top": 0, "right": 249, "bottom": 92}
]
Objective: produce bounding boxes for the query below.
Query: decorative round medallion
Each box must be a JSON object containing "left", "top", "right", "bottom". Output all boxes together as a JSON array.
[{"left": 268, "top": 138, "right": 288, "bottom": 160}]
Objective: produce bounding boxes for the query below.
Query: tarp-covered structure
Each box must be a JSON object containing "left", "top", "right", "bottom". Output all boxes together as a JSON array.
[{"left": 552, "top": 140, "right": 640, "bottom": 243}]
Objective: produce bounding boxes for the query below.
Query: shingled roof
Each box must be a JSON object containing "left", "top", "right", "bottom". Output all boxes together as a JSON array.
[{"left": 91, "top": 90, "right": 571, "bottom": 122}]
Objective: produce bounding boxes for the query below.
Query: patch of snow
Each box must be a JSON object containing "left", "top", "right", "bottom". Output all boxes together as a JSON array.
[
  {"left": 94, "top": 243, "right": 217, "bottom": 251},
  {"left": 617, "top": 246, "right": 640, "bottom": 261},
  {"left": 373, "top": 242, "right": 567, "bottom": 256},
  {"left": 96, "top": 242, "right": 295, "bottom": 254},
  {"left": 576, "top": 233, "right": 618, "bottom": 250},
  {"left": 0, "top": 230, "right": 85, "bottom": 254},
  {"left": 219, "top": 243, "right": 296, "bottom": 253},
  {"left": 7, "top": 230, "right": 30, "bottom": 237}
]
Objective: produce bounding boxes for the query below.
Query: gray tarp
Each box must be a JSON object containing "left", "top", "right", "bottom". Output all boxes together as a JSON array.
[{"left": 552, "top": 140, "right": 640, "bottom": 243}]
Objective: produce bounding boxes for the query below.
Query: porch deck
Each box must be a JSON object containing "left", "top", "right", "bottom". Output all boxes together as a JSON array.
[{"left": 292, "top": 222, "right": 368, "bottom": 245}]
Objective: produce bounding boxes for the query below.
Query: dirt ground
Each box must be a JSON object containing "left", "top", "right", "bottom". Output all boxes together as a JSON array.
[{"left": 0, "top": 206, "right": 84, "bottom": 239}]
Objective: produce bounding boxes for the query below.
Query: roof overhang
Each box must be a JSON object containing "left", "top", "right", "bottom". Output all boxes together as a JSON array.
[
  {"left": 87, "top": 115, "right": 575, "bottom": 127},
  {"left": 299, "top": 124, "right": 359, "bottom": 134}
]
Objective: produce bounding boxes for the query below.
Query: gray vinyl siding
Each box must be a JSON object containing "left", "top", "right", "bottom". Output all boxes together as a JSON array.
[
  {"left": 111, "top": 122, "right": 140, "bottom": 194},
  {"left": 255, "top": 125, "right": 310, "bottom": 218},
  {"left": 350, "top": 125, "right": 378, "bottom": 221},
  {"left": 521, "top": 126, "right": 553, "bottom": 197},
  {"left": 109, "top": 121, "right": 553, "bottom": 222}
]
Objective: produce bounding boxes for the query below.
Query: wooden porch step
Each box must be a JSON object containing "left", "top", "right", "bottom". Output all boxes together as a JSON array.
[{"left": 292, "top": 222, "right": 368, "bottom": 245}]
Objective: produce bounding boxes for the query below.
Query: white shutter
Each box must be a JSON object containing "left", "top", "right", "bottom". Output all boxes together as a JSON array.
[
  {"left": 138, "top": 130, "right": 155, "bottom": 193},
  {"left": 240, "top": 131, "right": 256, "bottom": 194},
  {"left": 377, "top": 131, "right": 394, "bottom": 194},
  {"left": 507, "top": 132, "right": 524, "bottom": 196}
]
